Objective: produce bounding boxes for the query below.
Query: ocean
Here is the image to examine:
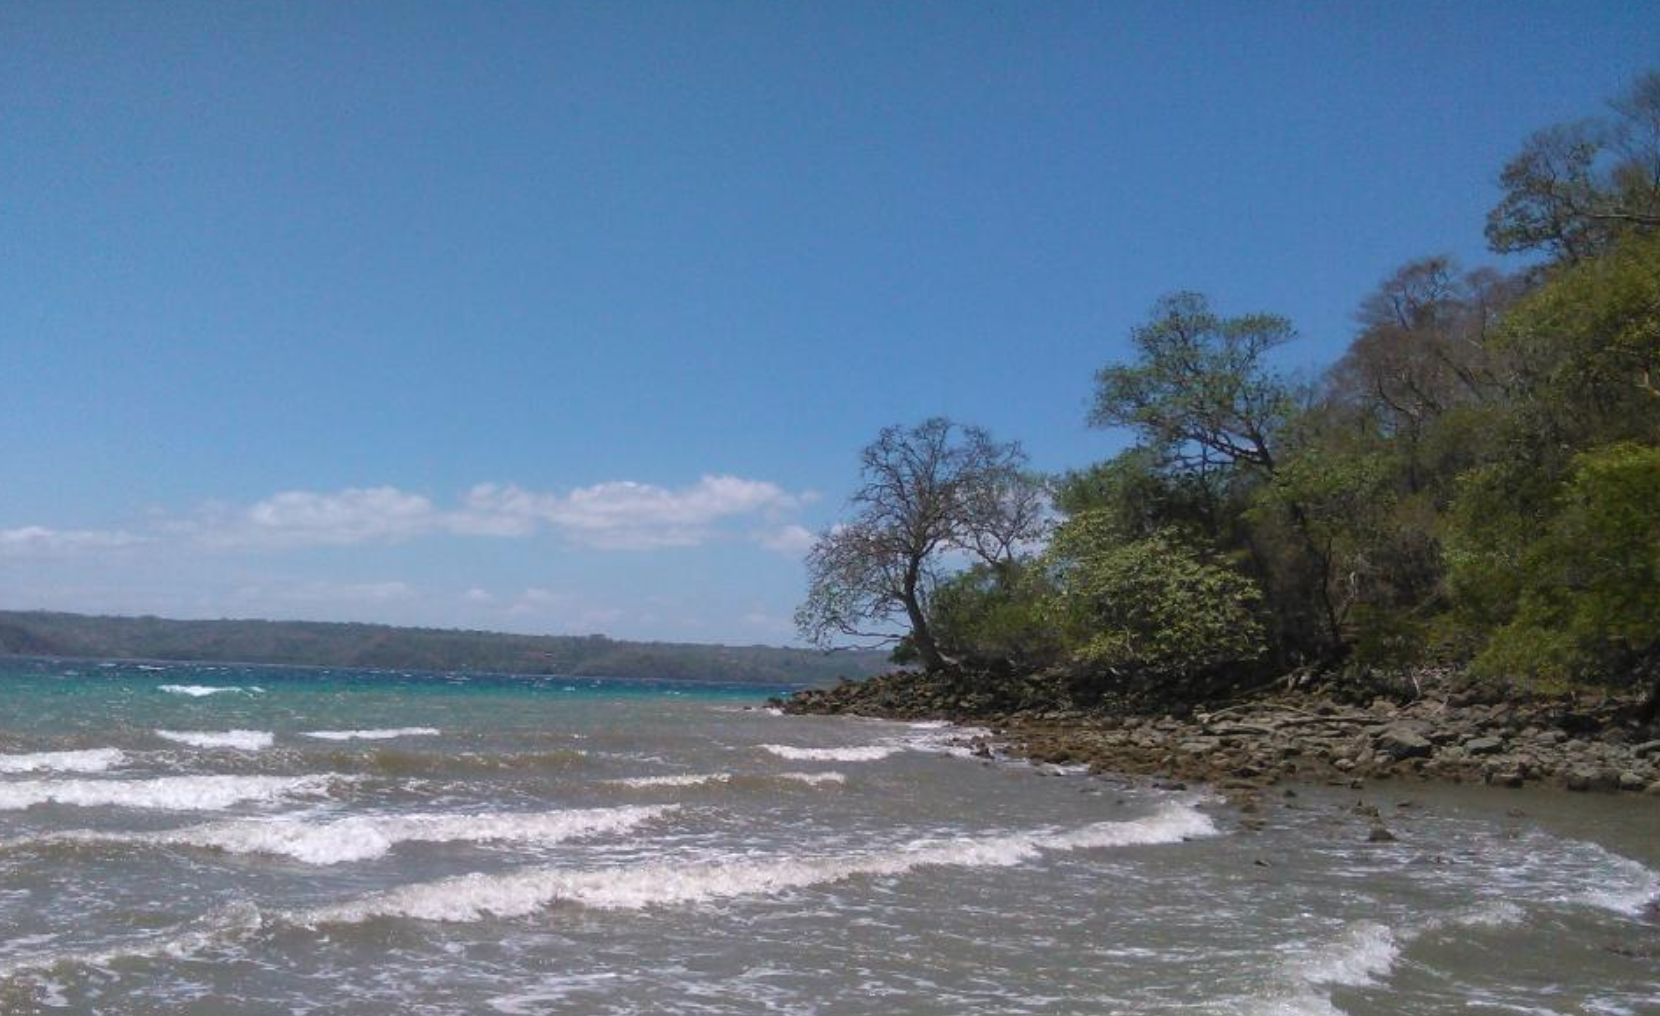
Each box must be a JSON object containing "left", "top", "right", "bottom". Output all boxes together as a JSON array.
[{"left": 0, "top": 657, "right": 1656, "bottom": 1015}]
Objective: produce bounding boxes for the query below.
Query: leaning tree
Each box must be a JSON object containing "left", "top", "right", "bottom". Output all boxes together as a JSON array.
[{"left": 794, "top": 417, "right": 1045, "bottom": 673}]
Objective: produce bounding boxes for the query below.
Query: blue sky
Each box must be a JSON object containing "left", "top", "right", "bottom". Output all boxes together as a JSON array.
[{"left": 2, "top": 2, "right": 1655, "bottom": 644}]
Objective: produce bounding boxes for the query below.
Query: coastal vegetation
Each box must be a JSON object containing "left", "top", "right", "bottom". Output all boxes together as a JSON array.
[{"left": 797, "top": 72, "right": 1660, "bottom": 721}]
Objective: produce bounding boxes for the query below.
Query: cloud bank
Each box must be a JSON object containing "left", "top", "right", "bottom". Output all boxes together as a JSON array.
[{"left": 162, "top": 475, "right": 815, "bottom": 554}]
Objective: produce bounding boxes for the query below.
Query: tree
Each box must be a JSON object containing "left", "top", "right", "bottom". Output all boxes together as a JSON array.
[
  {"left": 1091, "top": 292, "right": 1297, "bottom": 472},
  {"left": 795, "top": 418, "right": 1045, "bottom": 673},
  {"left": 1486, "top": 72, "right": 1660, "bottom": 261}
]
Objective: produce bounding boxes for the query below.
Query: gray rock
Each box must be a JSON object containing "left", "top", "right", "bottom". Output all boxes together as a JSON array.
[
  {"left": 1564, "top": 766, "right": 1617, "bottom": 792},
  {"left": 1464, "top": 736, "right": 1505, "bottom": 756},
  {"left": 1375, "top": 724, "right": 1434, "bottom": 760},
  {"left": 1619, "top": 770, "right": 1647, "bottom": 792}
]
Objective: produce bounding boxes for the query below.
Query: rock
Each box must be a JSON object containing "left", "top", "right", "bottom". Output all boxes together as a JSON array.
[
  {"left": 1619, "top": 770, "right": 1647, "bottom": 792},
  {"left": 1375, "top": 724, "right": 1433, "bottom": 760},
  {"left": 1647, "top": 781, "right": 1660, "bottom": 796},
  {"left": 1464, "top": 736, "right": 1505, "bottom": 756},
  {"left": 1564, "top": 766, "right": 1617, "bottom": 792},
  {"left": 1367, "top": 823, "right": 1397, "bottom": 843},
  {"left": 1633, "top": 739, "right": 1660, "bottom": 757}
]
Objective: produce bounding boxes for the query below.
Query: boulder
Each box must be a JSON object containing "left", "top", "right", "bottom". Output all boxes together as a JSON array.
[
  {"left": 1463, "top": 736, "right": 1505, "bottom": 756},
  {"left": 1374, "top": 724, "right": 1434, "bottom": 760}
]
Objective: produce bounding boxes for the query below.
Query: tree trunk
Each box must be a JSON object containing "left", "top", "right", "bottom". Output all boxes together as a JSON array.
[{"left": 901, "top": 560, "right": 949, "bottom": 673}]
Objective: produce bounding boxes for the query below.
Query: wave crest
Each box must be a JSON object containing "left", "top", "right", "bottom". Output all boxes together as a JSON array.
[
  {"left": 0, "top": 749, "right": 125, "bottom": 774},
  {"left": 156, "top": 730, "right": 274, "bottom": 751},
  {"left": 298, "top": 802, "right": 1217, "bottom": 925}
]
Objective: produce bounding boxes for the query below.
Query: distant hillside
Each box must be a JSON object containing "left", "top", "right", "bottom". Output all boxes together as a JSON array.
[{"left": 0, "top": 611, "right": 891, "bottom": 686}]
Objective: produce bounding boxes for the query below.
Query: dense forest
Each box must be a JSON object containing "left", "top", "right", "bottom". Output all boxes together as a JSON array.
[
  {"left": 798, "top": 73, "right": 1660, "bottom": 715},
  {"left": 0, "top": 610, "right": 889, "bottom": 685}
]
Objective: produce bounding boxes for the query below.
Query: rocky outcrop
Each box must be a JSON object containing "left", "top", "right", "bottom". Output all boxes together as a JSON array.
[{"left": 781, "top": 670, "right": 1660, "bottom": 794}]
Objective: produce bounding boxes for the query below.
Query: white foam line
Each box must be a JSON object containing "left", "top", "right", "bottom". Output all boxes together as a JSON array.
[
  {"left": 155, "top": 730, "right": 274, "bottom": 751},
  {"left": 157, "top": 685, "right": 252, "bottom": 697},
  {"left": 0, "top": 775, "right": 338, "bottom": 812},
  {"left": 301, "top": 728, "right": 440, "bottom": 741},
  {"left": 42, "top": 804, "right": 677, "bottom": 865},
  {"left": 0, "top": 749, "right": 125, "bottom": 775},
  {"left": 297, "top": 801, "right": 1218, "bottom": 925},
  {"left": 610, "top": 774, "right": 731, "bottom": 789},
  {"left": 760, "top": 744, "right": 899, "bottom": 762},
  {"left": 775, "top": 771, "right": 847, "bottom": 786}
]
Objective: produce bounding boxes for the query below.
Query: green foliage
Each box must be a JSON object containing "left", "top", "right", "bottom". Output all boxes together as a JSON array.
[
  {"left": 1488, "top": 229, "right": 1660, "bottom": 451},
  {"left": 1461, "top": 443, "right": 1660, "bottom": 690},
  {"left": 1091, "top": 292, "right": 1297, "bottom": 472},
  {"left": 927, "top": 562, "right": 1062, "bottom": 670},
  {"left": 1043, "top": 513, "right": 1265, "bottom": 685}
]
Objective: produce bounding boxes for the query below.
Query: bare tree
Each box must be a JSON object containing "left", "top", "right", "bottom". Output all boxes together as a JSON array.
[
  {"left": 794, "top": 418, "right": 1044, "bottom": 673},
  {"left": 1487, "top": 72, "right": 1660, "bottom": 261}
]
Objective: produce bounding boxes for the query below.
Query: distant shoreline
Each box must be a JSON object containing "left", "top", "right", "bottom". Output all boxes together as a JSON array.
[{"left": 0, "top": 610, "right": 889, "bottom": 686}]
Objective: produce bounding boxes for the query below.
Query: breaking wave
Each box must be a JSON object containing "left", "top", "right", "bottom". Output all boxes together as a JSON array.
[
  {"left": 157, "top": 685, "right": 254, "bottom": 697},
  {"left": 39, "top": 804, "right": 676, "bottom": 865},
  {"left": 0, "top": 774, "right": 339, "bottom": 812},
  {"left": 760, "top": 744, "right": 900, "bottom": 762},
  {"left": 775, "top": 771, "right": 847, "bottom": 786},
  {"left": 610, "top": 773, "right": 731, "bottom": 789},
  {"left": 1248, "top": 902, "right": 1526, "bottom": 1016},
  {"left": 155, "top": 730, "right": 274, "bottom": 751},
  {"left": 301, "top": 728, "right": 441, "bottom": 741},
  {"left": 297, "top": 801, "right": 1218, "bottom": 925},
  {"left": 0, "top": 749, "right": 125, "bottom": 775}
]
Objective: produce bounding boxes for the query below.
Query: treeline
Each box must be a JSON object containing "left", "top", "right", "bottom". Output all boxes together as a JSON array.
[
  {"left": 799, "top": 73, "right": 1660, "bottom": 712},
  {"left": 0, "top": 610, "right": 889, "bottom": 685}
]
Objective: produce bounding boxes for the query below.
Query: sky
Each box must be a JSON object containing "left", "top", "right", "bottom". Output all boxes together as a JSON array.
[{"left": 2, "top": 2, "right": 1656, "bottom": 645}]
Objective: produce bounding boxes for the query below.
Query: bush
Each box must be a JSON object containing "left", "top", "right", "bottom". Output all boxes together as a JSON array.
[{"left": 1043, "top": 513, "right": 1266, "bottom": 689}]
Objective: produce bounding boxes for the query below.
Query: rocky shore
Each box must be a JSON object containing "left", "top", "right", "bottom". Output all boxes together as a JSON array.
[{"left": 781, "top": 670, "right": 1660, "bottom": 796}]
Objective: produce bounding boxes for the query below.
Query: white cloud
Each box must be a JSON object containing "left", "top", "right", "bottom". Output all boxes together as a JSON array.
[
  {"left": 756, "top": 524, "right": 816, "bottom": 557},
  {"left": 0, "top": 526, "right": 144, "bottom": 558},
  {"left": 23, "top": 474, "right": 814, "bottom": 557},
  {"left": 462, "top": 474, "right": 804, "bottom": 550},
  {"left": 188, "top": 487, "right": 440, "bottom": 549},
  {"left": 462, "top": 587, "right": 495, "bottom": 604}
]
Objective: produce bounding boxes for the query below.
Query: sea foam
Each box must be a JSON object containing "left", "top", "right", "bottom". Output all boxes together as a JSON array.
[
  {"left": 157, "top": 684, "right": 254, "bottom": 697},
  {"left": 301, "top": 728, "right": 441, "bottom": 741},
  {"left": 1249, "top": 902, "right": 1527, "bottom": 1016},
  {"left": 760, "top": 744, "right": 900, "bottom": 762},
  {"left": 0, "top": 749, "right": 125, "bottom": 774},
  {"left": 155, "top": 730, "right": 274, "bottom": 751},
  {"left": 610, "top": 773, "right": 731, "bottom": 789},
  {"left": 51, "top": 804, "right": 676, "bottom": 865},
  {"left": 0, "top": 774, "right": 337, "bottom": 812},
  {"left": 775, "top": 771, "right": 847, "bottom": 786},
  {"left": 297, "top": 801, "right": 1217, "bottom": 925}
]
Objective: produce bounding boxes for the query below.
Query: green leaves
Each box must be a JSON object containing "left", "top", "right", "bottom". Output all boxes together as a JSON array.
[{"left": 1043, "top": 514, "right": 1265, "bottom": 683}]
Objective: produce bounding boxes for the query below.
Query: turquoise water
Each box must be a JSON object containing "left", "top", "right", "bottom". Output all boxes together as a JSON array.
[{"left": 1, "top": 657, "right": 1658, "bottom": 1015}]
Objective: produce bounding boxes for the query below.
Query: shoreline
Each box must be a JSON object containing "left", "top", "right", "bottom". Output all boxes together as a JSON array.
[{"left": 779, "top": 670, "right": 1660, "bottom": 798}]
